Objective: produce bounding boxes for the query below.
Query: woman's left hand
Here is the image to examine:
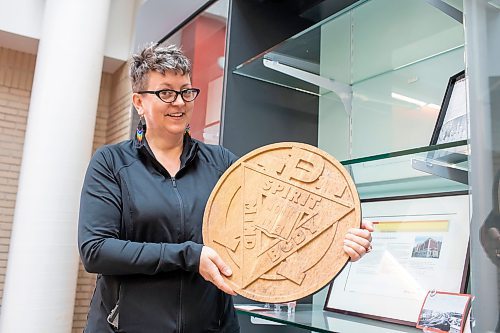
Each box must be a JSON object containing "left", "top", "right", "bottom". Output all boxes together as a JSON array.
[{"left": 343, "top": 220, "right": 374, "bottom": 262}]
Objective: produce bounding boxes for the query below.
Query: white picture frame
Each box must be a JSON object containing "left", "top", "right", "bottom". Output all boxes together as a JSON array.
[{"left": 325, "top": 193, "right": 470, "bottom": 325}]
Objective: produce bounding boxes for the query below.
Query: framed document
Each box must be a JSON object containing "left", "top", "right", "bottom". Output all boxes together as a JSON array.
[
  {"left": 430, "top": 70, "right": 467, "bottom": 146},
  {"left": 427, "top": 70, "right": 468, "bottom": 164},
  {"left": 416, "top": 291, "right": 472, "bottom": 333},
  {"left": 325, "top": 193, "right": 470, "bottom": 325}
]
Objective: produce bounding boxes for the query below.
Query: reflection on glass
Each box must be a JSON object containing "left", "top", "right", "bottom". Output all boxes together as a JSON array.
[{"left": 161, "top": 0, "right": 229, "bottom": 144}]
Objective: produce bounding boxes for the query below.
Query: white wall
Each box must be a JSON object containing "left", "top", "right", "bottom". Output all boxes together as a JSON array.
[
  {"left": 133, "top": 0, "right": 210, "bottom": 48},
  {"left": 0, "top": 0, "right": 45, "bottom": 40},
  {"left": 0, "top": 0, "right": 139, "bottom": 71},
  {"left": 104, "top": 0, "right": 138, "bottom": 61},
  {"left": 0, "top": 0, "right": 221, "bottom": 72}
]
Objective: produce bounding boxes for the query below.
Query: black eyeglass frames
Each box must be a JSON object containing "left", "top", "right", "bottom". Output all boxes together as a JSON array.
[{"left": 137, "top": 88, "right": 200, "bottom": 103}]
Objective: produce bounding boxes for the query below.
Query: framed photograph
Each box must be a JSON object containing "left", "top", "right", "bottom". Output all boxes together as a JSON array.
[
  {"left": 325, "top": 193, "right": 470, "bottom": 325},
  {"left": 427, "top": 70, "right": 468, "bottom": 165},
  {"left": 430, "top": 70, "right": 467, "bottom": 146},
  {"left": 416, "top": 291, "right": 472, "bottom": 333}
]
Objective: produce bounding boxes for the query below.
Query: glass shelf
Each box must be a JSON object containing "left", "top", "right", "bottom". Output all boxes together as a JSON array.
[
  {"left": 233, "top": 0, "right": 466, "bottom": 161},
  {"left": 236, "top": 304, "right": 421, "bottom": 333},
  {"left": 233, "top": 0, "right": 464, "bottom": 96},
  {"left": 340, "top": 140, "right": 468, "bottom": 200}
]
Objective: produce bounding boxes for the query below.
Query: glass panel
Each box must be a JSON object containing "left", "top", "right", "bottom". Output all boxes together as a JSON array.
[
  {"left": 348, "top": 0, "right": 463, "bottom": 84},
  {"left": 233, "top": 0, "right": 464, "bottom": 91},
  {"left": 342, "top": 141, "right": 468, "bottom": 199},
  {"left": 236, "top": 304, "right": 421, "bottom": 332},
  {"left": 319, "top": 0, "right": 465, "bottom": 158},
  {"left": 348, "top": 47, "right": 464, "bottom": 158},
  {"left": 233, "top": 0, "right": 466, "bottom": 158},
  {"left": 161, "top": 0, "right": 229, "bottom": 144},
  {"left": 234, "top": 27, "right": 322, "bottom": 95}
]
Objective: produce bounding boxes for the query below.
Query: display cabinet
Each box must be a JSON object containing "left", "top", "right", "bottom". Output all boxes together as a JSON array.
[
  {"left": 233, "top": 0, "right": 465, "bottom": 163},
  {"left": 222, "top": 0, "right": 468, "bottom": 331},
  {"left": 234, "top": 141, "right": 469, "bottom": 332}
]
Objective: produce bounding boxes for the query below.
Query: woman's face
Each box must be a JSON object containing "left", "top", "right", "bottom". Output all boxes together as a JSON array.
[{"left": 134, "top": 70, "right": 194, "bottom": 138}]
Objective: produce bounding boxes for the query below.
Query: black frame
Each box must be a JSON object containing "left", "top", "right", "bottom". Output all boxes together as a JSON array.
[
  {"left": 430, "top": 70, "right": 466, "bottom": 146},
  {"left": 136, "top": 88, "right": 201, "bottom": 104}
]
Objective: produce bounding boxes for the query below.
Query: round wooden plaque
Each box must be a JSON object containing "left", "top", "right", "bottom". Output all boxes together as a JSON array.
[{"left": 202, "top": 142, "right": 361, "bottom": 303}]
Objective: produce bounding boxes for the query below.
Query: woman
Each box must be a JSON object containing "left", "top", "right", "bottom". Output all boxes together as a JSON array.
[{"left": 78, "top": 43, "right": 373, "bottom": 332}]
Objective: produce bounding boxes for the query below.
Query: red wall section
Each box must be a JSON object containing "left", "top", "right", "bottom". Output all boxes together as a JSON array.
[{"left": 181, "top": 15, "right": 226, "bottom": 141}]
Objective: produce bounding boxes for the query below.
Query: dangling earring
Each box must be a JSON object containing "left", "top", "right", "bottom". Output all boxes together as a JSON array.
[
  {"left": 185, "top": 124, "right": 191, "bottom": 135},
  {"left": 136, "top": 115, "right": 145, "bottom": 143}
]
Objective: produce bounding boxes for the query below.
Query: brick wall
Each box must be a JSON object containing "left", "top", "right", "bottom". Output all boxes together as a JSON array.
[
  {"left": 108, "top": 63, "right": 133, "bottom": 144},
  {"left": 0, "top": 47, "right": 132, "bottom": 331}
]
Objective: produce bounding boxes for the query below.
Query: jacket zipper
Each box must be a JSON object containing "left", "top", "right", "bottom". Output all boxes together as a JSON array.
[
  {"left": 171, "top": 177, "right": 185, "bottom": 244},
  {"left": 138, "top": 140, "right": 197, "bottom": 332},
  {"left": 171, "top": 176, "right": 184, "bottom": 333}
]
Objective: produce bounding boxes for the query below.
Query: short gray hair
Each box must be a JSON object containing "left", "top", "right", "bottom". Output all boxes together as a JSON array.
[{"left": 129, "top": 43, "right": 192, "bottom": 92}]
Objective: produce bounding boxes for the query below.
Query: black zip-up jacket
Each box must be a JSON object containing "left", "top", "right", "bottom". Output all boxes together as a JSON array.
[{"left": 78, "top": 134, "right": 240, "bottom": 333}]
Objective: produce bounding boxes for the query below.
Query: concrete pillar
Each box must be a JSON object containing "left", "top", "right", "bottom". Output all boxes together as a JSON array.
[{"left": 0, "top": 0, "right": 111, "bottom": 331}]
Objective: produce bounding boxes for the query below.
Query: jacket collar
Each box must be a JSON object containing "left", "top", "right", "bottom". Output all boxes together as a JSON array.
[{"left": 135, "top": 132, "right": 199, "bottom": 176}]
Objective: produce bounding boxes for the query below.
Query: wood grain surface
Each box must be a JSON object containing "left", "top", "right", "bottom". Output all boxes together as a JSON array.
[{"left": 203, "top": 142, "right": 360, "bottom": 303}]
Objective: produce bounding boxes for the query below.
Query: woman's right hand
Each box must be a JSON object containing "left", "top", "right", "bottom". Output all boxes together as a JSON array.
[{"left": 199, "top": 246, "right": 237, "bottom": 296}]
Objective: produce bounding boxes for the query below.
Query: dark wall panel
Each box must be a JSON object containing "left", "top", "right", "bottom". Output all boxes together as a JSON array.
[
  {"left": 223, "top": 74, "right": 319, "bottom": 157},
  {"left": 221, "top": 0, "right": 320, "bottom": 157}
]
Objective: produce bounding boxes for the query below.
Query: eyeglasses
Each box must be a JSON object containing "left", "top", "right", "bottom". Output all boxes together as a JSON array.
[{"left": 137, "top": 88, "right": 200, "bottom": 103}]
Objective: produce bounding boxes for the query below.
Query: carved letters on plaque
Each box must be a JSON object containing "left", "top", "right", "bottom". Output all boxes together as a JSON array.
[{"left": 203, "top": 143, "right": 360, "bottom": 303}]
